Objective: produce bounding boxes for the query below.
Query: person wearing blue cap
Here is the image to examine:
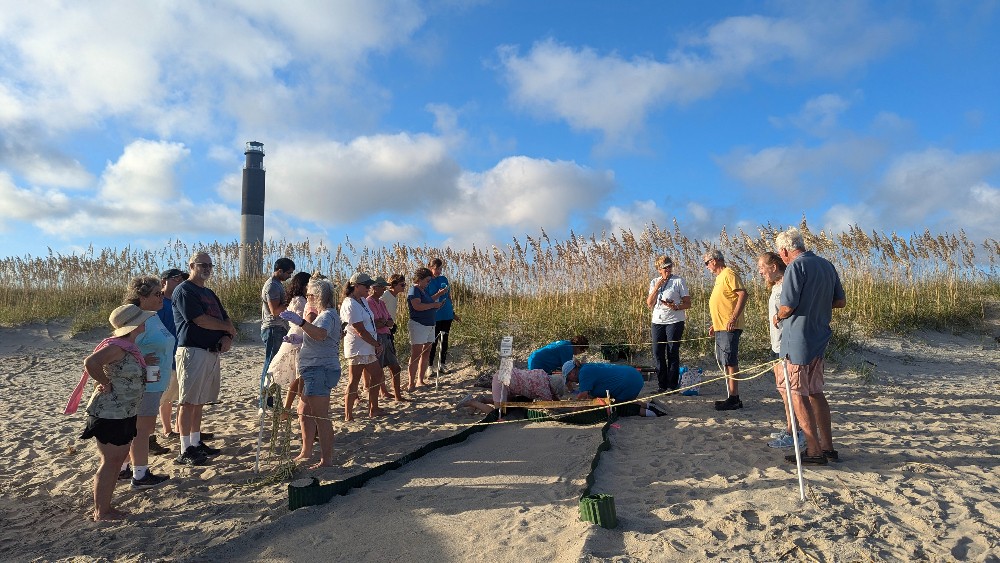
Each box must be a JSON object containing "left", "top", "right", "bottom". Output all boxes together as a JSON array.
[{"left": 562, "top": 360, "right": 664, "bottom": 417}]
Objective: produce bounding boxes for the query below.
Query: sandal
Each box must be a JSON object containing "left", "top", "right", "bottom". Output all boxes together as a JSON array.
[
  {"left": 822, "top": 450, "right": 840, "bottom": 462},
  {"left": 785, "top": 453, "right": 828, "bottom": 466}
]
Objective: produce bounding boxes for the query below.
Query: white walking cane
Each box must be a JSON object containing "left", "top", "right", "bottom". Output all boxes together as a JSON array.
[{"left": 782, "top": 356, "right": 806, "bottom": 501}]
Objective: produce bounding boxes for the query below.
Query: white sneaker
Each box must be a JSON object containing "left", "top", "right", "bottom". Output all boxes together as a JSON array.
[{"left": 767, "top": 430, "right": 806, "bottom": 449}]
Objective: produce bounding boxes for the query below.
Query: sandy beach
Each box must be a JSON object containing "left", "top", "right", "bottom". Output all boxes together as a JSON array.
[{"left": 1, "top": 322, "right": 998, "bottom": 562}]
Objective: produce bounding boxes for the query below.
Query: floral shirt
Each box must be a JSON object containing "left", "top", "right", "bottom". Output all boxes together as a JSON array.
[{"left": 85, "top": 354, "right": 145, "bottom": 419}]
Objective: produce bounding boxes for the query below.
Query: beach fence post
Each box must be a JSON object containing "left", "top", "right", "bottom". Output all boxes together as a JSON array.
[
  {"left": 498, "top": 336, "right": 513, "bottom": 420},
  {"left": 781, "top": 357, "right": 806, "bottom": 501},
  {"left": 434, "top": 330, "right": 446, "bottom": 389}
]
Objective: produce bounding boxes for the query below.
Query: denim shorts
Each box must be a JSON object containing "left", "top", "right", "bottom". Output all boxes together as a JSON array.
[
  {"left": 714, "top": 329, "right": 742, "bottom": 367},
  {"left": 300, "top": 365, "right": 342, "bottom": 397}
]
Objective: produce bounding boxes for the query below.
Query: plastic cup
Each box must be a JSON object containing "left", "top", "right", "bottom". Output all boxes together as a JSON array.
[{"left": 145, "top": 365, "right": 160, "bottom": 383}]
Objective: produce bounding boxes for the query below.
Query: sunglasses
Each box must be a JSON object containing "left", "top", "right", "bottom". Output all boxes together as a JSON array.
[
  {"left": 704, "top": 259, "right": 713, "bottom": 265},
  {"left": 194, "top": 262, "right": 214, "bottom": 269}
]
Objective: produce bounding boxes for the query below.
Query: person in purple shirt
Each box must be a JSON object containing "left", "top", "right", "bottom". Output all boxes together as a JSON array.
[{"left": 774, "top": 227, "right": 847, "bottom": 466}]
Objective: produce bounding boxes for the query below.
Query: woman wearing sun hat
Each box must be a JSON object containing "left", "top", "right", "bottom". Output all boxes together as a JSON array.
[{"left": 76, "top": 304, "right": 156, "bottom": 521}]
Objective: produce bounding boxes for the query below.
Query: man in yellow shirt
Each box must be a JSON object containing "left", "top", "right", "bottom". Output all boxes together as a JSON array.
[{"left": 704, "top": 250, "right": 748, "bottom": 410}]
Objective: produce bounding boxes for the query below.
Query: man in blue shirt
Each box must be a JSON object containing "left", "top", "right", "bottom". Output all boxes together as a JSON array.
[
  {"left": 173, "top": 252, "right": 236, "bottom": 466},
  {"left": 775, "top": 228, "right": 847, "bottom": 465},
  {"left": 563, "top": 360, "right": 664, "bottom": 417}
]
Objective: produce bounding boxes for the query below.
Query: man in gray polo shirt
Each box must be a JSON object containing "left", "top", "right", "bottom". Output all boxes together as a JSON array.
[{"left": 774, "top": 227, "right": 847, "bottom": 465}]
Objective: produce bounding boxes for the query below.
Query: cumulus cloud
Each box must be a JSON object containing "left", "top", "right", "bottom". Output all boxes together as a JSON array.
[
  {"left": 262, "top": 133, "right": 462, "bottom": 223},
  {"left": 769, "top": 93, "right": 857, "bottom": 135},
  {"left": 717, "top": 137, "right": 885, "bottom": 197},
  {"left": 432, "top": 156, "right": 615, "bottom": 245},
  {"left": 0, "top": 139, "right": 241, "bottom": 237},
  {"left": 875, "top": 148, "right": 1000, "bottom": 230},
  {"left": 499, "top": 5, "right": 911, "bottom": 142},
  {"left": 364, "top": 220, "right": 425, "bottom": 247},
  {"left": 603, "top": 200, "right": 667, "bottom": 235}
]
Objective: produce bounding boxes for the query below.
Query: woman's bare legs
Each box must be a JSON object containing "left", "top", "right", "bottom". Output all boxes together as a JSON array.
[
  {"left": 283, "top": 378, "right": 302, "bottom": 421},
  {"left": 416, "top": 344, "right": 432, "bottom": 386},
  {"left": 302, "top": 395, "right": 334, "bottom": 468},
  {"left": 295, "top": 398, "right": 317, "bottom": 462},
  {"left": 363, "top": 362, "right": 385, "bottom": 417},
  {"left": 345, "top": 364, "right": 365, "bottom": 421},
  {"left": 129, "top": 415, "right": 156, "bottom": 470},
  {"left": 93, "top": 441, "right": 131, "bottom": 521}
]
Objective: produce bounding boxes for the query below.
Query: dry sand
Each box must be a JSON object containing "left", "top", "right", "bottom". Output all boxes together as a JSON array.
[{"left": 0, "top": 321, "right": 998, "bottom": 562}]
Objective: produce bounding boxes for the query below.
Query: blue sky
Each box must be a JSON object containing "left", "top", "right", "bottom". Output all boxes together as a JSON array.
[{"left": 1, "top": 0, "right": 998, "bottom": 259}]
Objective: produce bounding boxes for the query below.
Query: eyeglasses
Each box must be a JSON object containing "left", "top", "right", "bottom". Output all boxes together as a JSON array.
[
  {"left": 194, "top": 263, "right": 214, "bottom": 269},
  {"left": 703, "top": 259, "right": 713, "bottom": 266}
]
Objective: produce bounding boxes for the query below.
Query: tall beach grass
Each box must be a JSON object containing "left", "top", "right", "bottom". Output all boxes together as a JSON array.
[{"left": 1, "top": 221, "right": 996, "bottom": 366}]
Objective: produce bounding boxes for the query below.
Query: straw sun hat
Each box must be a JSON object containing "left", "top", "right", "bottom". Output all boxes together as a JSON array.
[{"left": 109, "top": 304, "right": 155, "bottom": 337}]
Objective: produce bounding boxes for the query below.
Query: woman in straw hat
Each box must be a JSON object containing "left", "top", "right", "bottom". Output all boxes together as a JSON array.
[{"left": 78, "top": 304, "right": 156, "bottom": 521}]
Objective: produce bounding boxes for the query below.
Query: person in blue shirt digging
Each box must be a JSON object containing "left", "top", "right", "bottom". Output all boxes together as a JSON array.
[
  {"left": 527, "top": 336, "right": 589, "bottom": 374},
  {"left": 562, "top": 360, "right": 665, "bottom": 417}
]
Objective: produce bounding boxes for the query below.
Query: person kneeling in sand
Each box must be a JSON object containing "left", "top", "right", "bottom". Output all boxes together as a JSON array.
[
  {"left": 456, "top": 366, "right": 568, "bottom": 413},
  {"left": 562, "top": 360, "right": 665, "bottom": 417}
]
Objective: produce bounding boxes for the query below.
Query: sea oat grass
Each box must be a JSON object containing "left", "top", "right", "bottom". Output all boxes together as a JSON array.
[{"left": 1, "top": 222, "right": 996, "bottom": 360}]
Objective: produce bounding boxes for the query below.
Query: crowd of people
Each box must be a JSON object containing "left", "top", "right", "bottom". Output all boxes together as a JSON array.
[{"left": 73, "top": 226, "right": 845, "bottom": 521}]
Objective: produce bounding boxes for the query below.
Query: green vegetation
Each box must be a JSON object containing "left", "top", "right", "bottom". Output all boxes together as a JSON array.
[{"left": 1, "top": 221, "right": 997, "bottom": 367}]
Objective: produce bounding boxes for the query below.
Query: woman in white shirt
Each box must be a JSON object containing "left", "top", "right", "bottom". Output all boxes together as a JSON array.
[{"left": 339, "top": 272, "right": 385, "bottom": 421}]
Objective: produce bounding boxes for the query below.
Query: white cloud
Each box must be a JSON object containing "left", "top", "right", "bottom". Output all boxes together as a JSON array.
[
  {"left": 364, "top": 220, "right": 424, "bottom": 246},
  {"left": 263, "top": 133, "right": 461, "bottom": 223},
  {"left": 821, "top": 202, "right": 879, "bottom": 234},
  {"left": 0, "top": 139, "right": 241, "bottom": 238},
  {"left": 499, "top": 6, "right": 911, "bottom": 142},
  {"left": 876, "top": 148, "right": 1000, "bottom": 228},
  {"left": 603, "top": 200, "right": 667, "bottom": 235},
  {"left": 432, "top": 156, "right": 615, "bottom": 245},
  {"left": 769, "top": 93, "right": 856, "bottom": 135},
  {"left": 717, "top": 138, "right": 885, "bottom": 196}
]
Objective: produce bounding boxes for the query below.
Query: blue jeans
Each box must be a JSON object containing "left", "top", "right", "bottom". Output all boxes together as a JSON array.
[
  {"left": 651, "top": 321, "right": 684, "bottom": 390},
  {"left": 260, "top": 326, "right": 288, "bottom": 403}
]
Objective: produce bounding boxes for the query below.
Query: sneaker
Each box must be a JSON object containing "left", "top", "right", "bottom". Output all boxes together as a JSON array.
[
  {"left": 767, "top": 431, "right": 806, "bottom": 449},
  {"left": 118, "top": 464, "right": 131, "bottom": 480},
  {"left": 646, "top": 403, "right": 668, "bottom": 417},
  {"left": 195, "top": 442, "right": 221, "bottom": 457},
  {"left": 769, "top": 429, "right": 789, "bottom": 439},
  {"left": 200, "top": 432, "right": 215, "bottom": 441},
  {"left": 148, "top": 435, "right": 171, "bottom": 456},
  {"left": 131, "top": 471, "right": 170, "bottom": 490},
  {"left": 714, "top": 396, "right": 743, "bottom": 411},
  {"left": 175, "top": 446, "right": 209, "bottom": 466}
]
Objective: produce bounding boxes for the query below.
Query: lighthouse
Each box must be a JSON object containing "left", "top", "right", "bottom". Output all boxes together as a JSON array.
[{"left": 239, "top": 141, "right": 265, "bottom": 277}]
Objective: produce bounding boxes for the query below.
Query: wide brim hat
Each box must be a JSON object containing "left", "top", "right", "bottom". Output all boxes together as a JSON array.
[{"left": 109, "top": 304, "right": 156, "bottom": 337}]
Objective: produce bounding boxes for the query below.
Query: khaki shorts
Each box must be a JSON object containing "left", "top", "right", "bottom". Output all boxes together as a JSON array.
[
  {"left": 776, "top": 356, "right": 825, "bottom": 396},
  {"left": 347, "top": 354, "right": 379, "bottom": 367},
  {"left": 176, "top": 347, "right": 221, "bottom": 405}
]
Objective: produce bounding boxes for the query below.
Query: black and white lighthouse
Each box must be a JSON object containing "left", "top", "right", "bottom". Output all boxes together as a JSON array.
[{"left": 239, "top": 141, "right": 265, "bottom": 277}]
